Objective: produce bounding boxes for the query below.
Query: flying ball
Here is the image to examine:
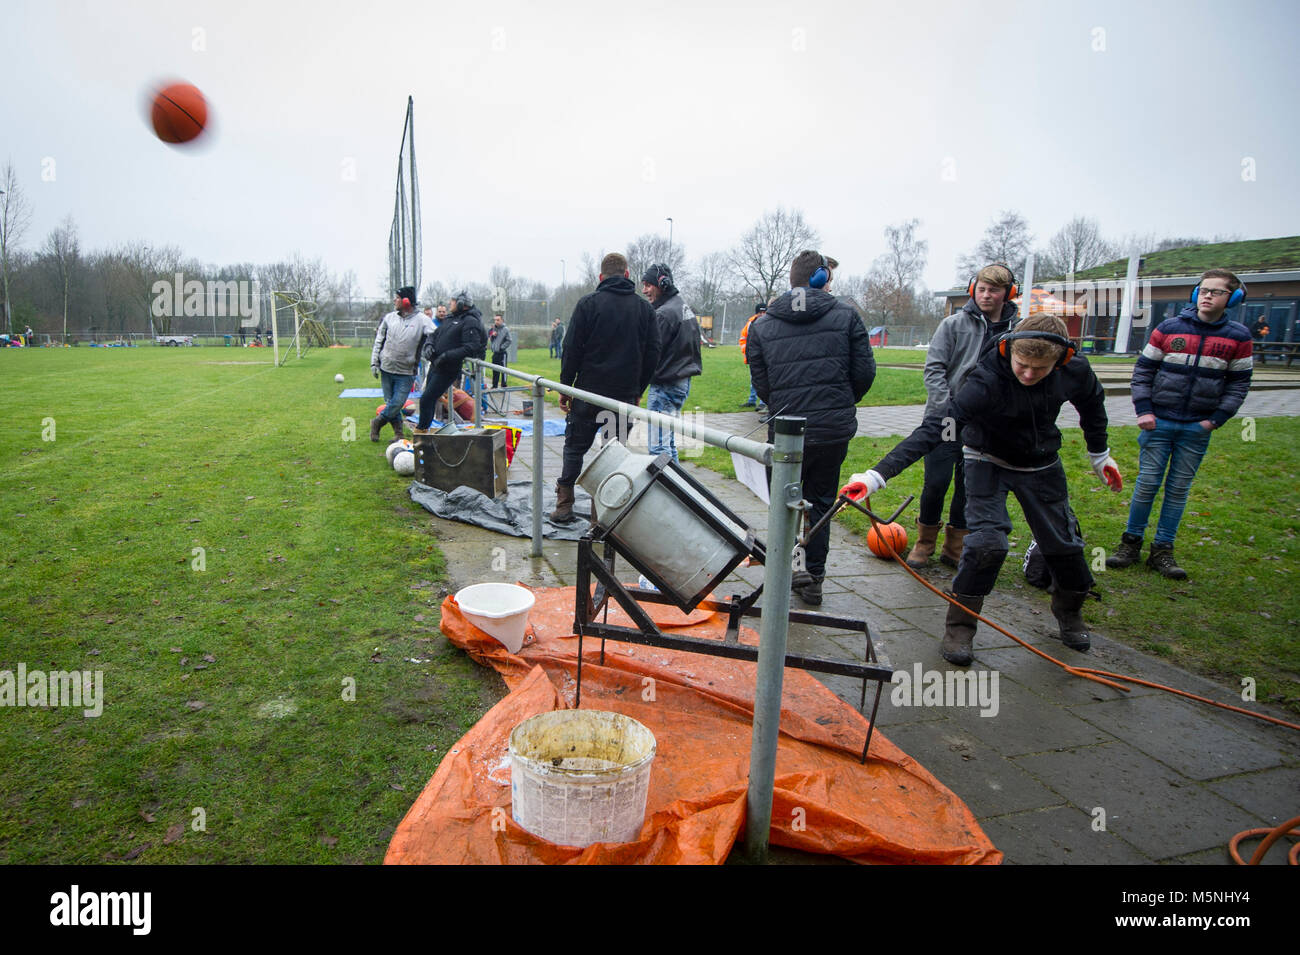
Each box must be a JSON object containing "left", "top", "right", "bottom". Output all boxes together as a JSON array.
[
  {"left": 334, "top": 373, "right": 345, "bottom": 384},
  {"left": 150, "top": 82, "right": 208, "bottom": 144},
  {"left": 867, "top": 522, "right": 908, "bottom": 559},
  {"left": 393, "top": 450, "right": 416, "bottom": 476}
]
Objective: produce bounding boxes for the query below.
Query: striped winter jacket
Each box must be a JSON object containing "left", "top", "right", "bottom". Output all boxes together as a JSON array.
[{"left": 1131, "top": 305, "right": 1253, "bottom": 426}]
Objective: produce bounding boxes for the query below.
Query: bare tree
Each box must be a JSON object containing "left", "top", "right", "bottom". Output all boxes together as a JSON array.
[
  {"left": 866, "top": 219, "right": 929, "bottom": 326},
  {"left": 956, "top": 210, "right": 1033, "bottom": 283},
  {"left": 1, "top": 161, "right": 33, "bottom": 335},
  {"left": 625, "top": 233, "right": 686, "bottom": 293},
  {"left": 1038, "top": 216, "right": 1117, "bottom": 278},
  {"left": 684, "top": 251, "right": 738, "bottom": 318},
  {"left": 730, "top": 207, "right": 820, "bottom": 303},
  {"left": 43, "top": 216, "right": 80, "bottom": 343}
]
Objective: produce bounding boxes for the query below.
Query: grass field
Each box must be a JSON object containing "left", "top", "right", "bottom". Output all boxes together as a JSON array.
[
  {"left": 696, "top": 417, "right": 1300, "bottom": 715},
  {"left": 0, "top": 346, "right": 500, "bottom": 863}
]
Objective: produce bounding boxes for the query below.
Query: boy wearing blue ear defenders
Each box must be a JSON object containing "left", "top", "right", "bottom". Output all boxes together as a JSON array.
[{"left": 1106, "top": 268, "right": 1253, "bottom": 580}]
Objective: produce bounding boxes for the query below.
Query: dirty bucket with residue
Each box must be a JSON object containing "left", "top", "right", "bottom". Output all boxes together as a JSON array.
[{"left": 508, "top": 709, "right": 657, "bottom": 847}]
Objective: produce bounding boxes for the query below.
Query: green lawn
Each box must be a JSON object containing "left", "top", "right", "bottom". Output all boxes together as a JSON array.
[
  {"left": 0, "top": 345, "right": 500, "bottom": 863},
  {"left": 696, "top": 417, "right": 1300, "bottom": 715}
]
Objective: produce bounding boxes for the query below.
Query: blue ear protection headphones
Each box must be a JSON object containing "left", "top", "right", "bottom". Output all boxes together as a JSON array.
[
  {"left": 809, "top": 253, "right": 830, "bottom": 290},
  {"left": 1191, "top": 279, "right": 1247, "bottom": 309}
]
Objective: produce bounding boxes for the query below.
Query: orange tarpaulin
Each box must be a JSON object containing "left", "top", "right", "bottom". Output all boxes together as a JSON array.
[{"left": 384, "top": 586, "right": 1001, "bottom": 865}]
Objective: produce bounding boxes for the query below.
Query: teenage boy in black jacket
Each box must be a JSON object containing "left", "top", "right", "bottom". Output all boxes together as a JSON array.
[{"left": 844, "top": 314, "right": 1123, "bottom": 665}]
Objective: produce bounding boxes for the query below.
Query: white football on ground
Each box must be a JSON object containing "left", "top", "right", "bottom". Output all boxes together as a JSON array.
[
  {"left": 393, "top": 450, "right": 415, "bottom": 475},
  {"left": 334, "top": 373, "right": 345, "bottom": 383},
  {"left": 385, "top": 439, "right": 413, "bottom": 464}
]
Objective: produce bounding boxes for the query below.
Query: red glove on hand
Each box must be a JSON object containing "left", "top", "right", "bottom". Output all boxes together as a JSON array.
[
  {"left": 1089, "top": 450, "right": 1123, "bottom": 492},
  {"left": 841, "top": 470, "right": 886, "bottom": 502},
  {"left": 1103, "top": 463, "right": 1123, "bottom": 492}
]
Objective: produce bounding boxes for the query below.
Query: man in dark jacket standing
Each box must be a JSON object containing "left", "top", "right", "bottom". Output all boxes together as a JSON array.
[
  {"left": 414, "top": 291, "right": 487, "bottom": 432},
  {"left": 642, "top": 264, "right": 702, "bottom": 462},
  {"left": 549, "top": 252, "right": 661, "bottom": 523},
  {"left": 487, "top": 314, "right": 514, "bottom": 389},
  {"left": 747, "top": 251, "right": 876, "bottom": 604}
]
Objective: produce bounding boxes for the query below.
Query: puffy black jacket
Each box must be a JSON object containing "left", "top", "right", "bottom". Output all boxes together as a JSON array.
[
  {"left": 747, "top": 288, "right": 875, "bottom": 445},
  {"left": 423, "top": 305, "right": 487, "bottom": 371},
  {"left": 874, "top": 345, "right": 1109, "bottom": 478},
  {"left": 650, "top": 291, "right": 703, "bottom": 383},
  {"left": 561, "top": 275, "right": 661, "bottom": 403}
]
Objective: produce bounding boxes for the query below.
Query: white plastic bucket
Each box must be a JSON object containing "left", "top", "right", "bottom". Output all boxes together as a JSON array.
[
  {"left": 455, "top": 583, "right": 535, "bottom": 653},
  {"left": 509, "top": 709, "right": 656, "bottom": 847}
]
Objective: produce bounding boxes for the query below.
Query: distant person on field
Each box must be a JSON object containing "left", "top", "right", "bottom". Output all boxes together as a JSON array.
[
  {"left": 1105, "top": 269, "right": 1253, "bottom": 581},
  {"left": 370, "top": 285, "right": 435, "bottom": 442},
  {"left": 488, "top": 314, "right": 514, "bottom": 389},
  {"left": 550, "top": 318, "right": 565, "bottom": 359},
  {"left": 738, "top": 303, "right": 767, "bottom": 410},
  {"left": 642, "top": 264, "right": 702, "bottom": 462},
  {"left": 549, "top": 252, "right": 661, "bottom": 524},
  {"left": 846, "top": 312, "right": 1120, "bottom": 664},
  {"left": 907, "top": 264, "right": 1019, "bottom": 570}
]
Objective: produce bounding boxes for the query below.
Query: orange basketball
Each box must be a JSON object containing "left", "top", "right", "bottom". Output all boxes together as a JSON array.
[
  {"left": 867, "top": 522, "right": 908, "bottom": 559},
  {"left": 151, "top": 82, "right": 208, "bottom": 144}
]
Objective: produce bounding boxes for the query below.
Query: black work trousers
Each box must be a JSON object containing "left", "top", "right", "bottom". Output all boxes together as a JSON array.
[
  {"left": 799, "top": 441, "right": 850, "bottom": 579},
  {"left": 918, "top": 438, "right": 966, "bottom": 528}
]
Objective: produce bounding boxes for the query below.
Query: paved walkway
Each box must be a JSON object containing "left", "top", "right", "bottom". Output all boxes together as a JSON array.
[{"left": 419, "top": 390, "right": 1300, "bottom": 864}]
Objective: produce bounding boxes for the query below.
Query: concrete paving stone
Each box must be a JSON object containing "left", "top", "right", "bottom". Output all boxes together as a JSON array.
[
  {"left": 880, "top": 720, "right": 1064, "bottom": 819},
  {"left": 938, "top": 671, "right": 1117, "bottom": 756},
  {"left": 978, "top": 806, "right": 1152, "bottom": 865},
  {"left": 1067, "top": 694, "right": 1288, "bottom": 781},
  {"left": 840, "top": 573, "right": 950, "bottom": 609},
  {"left": 1206, "top": 767, "right": 1300, "bottom": 826},
  {"left": 974, "top": 646, "right": 1163, "bottom": 707},
  {"left": 1012, "top": 742, "right": 1266, "bottom": 860}
]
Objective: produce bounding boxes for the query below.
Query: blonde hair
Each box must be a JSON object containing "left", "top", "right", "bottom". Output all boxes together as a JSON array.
[
  {"left": 976, "top": 264, "right": 1014, "bottom": 292},
  {"left": 1009, "top": 313, "right": 1069, "bottom": 363}
]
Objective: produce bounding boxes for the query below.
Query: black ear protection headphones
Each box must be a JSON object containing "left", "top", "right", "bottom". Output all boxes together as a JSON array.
[
  {"left": 809, "top": 253, "right": 830, "bottom": 290},
  {"left": 649, "top": 264, "right": 673, "bottom": 290},
  {"left": 968, "top": 266, "right": 1019, "bottom": 302},
  {"left": 451, "top": 290, "right": 474, "bottom": 310},
  {"left": 1191, "top": 279, "right": 1247, "bottom": 309},
  {"left": 997, "top": 330, "right": 1078, "bottom": 369}
]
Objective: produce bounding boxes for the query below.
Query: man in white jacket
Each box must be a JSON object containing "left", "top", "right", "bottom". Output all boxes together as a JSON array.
[{"left": 370, "top": 285, "right": 435, "bottom": 441}]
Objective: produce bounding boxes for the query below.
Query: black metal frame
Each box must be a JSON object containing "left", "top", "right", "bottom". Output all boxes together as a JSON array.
[{"left": 571, "top": 471, "right": 899, "bottom": 763}]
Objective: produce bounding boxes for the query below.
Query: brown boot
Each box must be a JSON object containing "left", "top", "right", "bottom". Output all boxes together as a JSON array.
[
  {"left": 941, "top": 591, "right": 984, "bottom": 666},
  {"left": 906, "top": 521, "right": 941, "bottom": 568},
  {"left": 549, "top": 483, "right": 577, "bottom": 524},
  {"left": 939, "top": 525, "right": 968, "bottom": 568},
  {"left": 390, "top": 415, "right": 407, "bottom": 441},
  {"left": 369, "top": 415, "right": 385, "bottom": 442}
]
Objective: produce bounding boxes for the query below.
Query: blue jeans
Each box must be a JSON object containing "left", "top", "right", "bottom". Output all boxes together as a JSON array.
[
  {"left": 380, "top": 371, "right": 416, "bottom": 424},
  {"left": 1124, "top": 418, "right": 1213, "bottom": 546},
  {"left": 647, "top": 378, "right": 691, "bottom": 461}
]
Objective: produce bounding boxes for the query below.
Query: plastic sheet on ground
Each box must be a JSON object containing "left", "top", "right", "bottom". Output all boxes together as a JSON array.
[
  {"left": 408, "top": 481, "right": 595, "bottom": 540},
  {"left": 385, "top": 585, "right": 1002, "bottom": 865}
]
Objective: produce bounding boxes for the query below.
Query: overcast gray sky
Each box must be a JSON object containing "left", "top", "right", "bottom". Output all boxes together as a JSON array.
[{"left": 3, "top": 0, "right": 1297, "bottom": 298}]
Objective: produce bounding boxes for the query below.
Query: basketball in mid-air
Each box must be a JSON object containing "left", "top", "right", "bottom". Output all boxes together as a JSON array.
[
  {"left": 867, "top": 522, "right": 908, "bottom": 559},
  {"left": 150, "top": 82, "right": 208, "bottom": 144}
]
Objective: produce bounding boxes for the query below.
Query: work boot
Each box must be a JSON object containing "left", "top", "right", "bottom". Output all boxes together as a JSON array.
[
  {"left": 791, "top": 572, "right": 823, "bottom": 605},
  {"left": 941, "top": 592, "right": 984, "bottom": 666},
  {"left": 369, "top": 415, "right": 385, "bottom": 442},
  {"left": 1050, "top": 589, "right": 1093, "bottom": 652},
  {"left": 549, "top": 483, "right": 577, "bottom": 524},
  {"left": 1105, "top": 533, "right": 1143, "bottom": 569},
  {"left": 390, "top": 415, "right": 407, "bottom": 441},
  {"left": 939, "top": 525, "right": 968, "bottom": 568},
  {"left": 906, "top": 521, "right": 941, "bottom": 568},
  {"left": 1147, "top": 543, "right": 1188, "bottom": 580}
]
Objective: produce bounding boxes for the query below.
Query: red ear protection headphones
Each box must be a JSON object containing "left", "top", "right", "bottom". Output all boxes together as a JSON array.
[
  {"left": 399, "top": 297, "right": 411, "bottom": 309},
  {"left": 997, "top": 331, "right": 1077, "bottom": 368},
  {"left": 968, "top": 266, "right": 1019, "bottom": 302}
]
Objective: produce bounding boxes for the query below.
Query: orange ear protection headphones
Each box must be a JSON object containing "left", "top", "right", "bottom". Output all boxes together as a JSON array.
[
  {"left": 997, "top": 331, "right": 1077, "bottom": 369},
  {"left": 968, "top": 267, "right": 1019, "bottom": 302}
]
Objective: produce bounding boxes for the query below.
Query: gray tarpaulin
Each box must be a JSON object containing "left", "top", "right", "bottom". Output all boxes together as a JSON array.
[{"left": 408, "top": 480, "right": 593, "bottom": 540}]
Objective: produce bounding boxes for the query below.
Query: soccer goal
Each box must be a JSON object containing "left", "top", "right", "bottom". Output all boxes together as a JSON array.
[{"left": 271, "top": 291, "right": 331, "bottom": 366}]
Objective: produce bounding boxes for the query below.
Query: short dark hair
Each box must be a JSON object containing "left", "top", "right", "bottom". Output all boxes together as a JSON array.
[
  {"left": 789, "top": 250, "right": 828, "bottom": 289},
  {"left": 600, "top": 252, "right": 628, "bottom": 277},
  {"left": 1199, "top": 268, "right": 1242, "bottom": 292}
]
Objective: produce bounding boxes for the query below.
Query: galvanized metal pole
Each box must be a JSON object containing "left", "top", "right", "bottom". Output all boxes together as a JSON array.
[
  {"left": 745, "top": 415, "right": 805, "bottom": 862},
  {"left": 473, "top": 363, "right": 483, "bottom": 427},
  {"left": 531, "top": 380, "right": 545, "bottom": 557}
]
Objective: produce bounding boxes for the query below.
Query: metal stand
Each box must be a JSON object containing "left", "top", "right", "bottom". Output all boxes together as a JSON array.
[{"left": 571, "top": 459, "right": 896, "bottom": 763}]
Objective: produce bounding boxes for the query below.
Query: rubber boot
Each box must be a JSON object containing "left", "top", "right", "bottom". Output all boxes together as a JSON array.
[
  {"left": 390, "top": 415, "right": 407, "bottom": 441},
  {"left": 939, "top": 525, "right": 968, "bottom": 568},
  {"left": 941, "top": 592, "right": 984, "bottom": 666},
  {"left": 1147, "top": 543, "right": 1188, "bottom": 580},
  {"left": 369, "top": 415, "right": 385, "bottom": 442},
  {"left": 791, "top": 573, "right": 824, "bottom": 605},
  {"left": 549, "top": 483, "right": 577, "bottom": 524},
  {"left": 906, "top": 522, "right": 941, "bottom": 569},
  {"left": 1105, "top": 533, "right": 1143, "bottom": 569},
  {"left": 1050, "top": 588, "right": 1093, "bottom": 652}
]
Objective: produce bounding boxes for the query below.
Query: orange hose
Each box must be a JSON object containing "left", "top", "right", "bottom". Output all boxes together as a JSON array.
[
  {"left": 1228, "top": 815, "right": 1300, "bottom": 865},
  {"left": 857, "top": 503, "right": 1300, "bottom": 732}
]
